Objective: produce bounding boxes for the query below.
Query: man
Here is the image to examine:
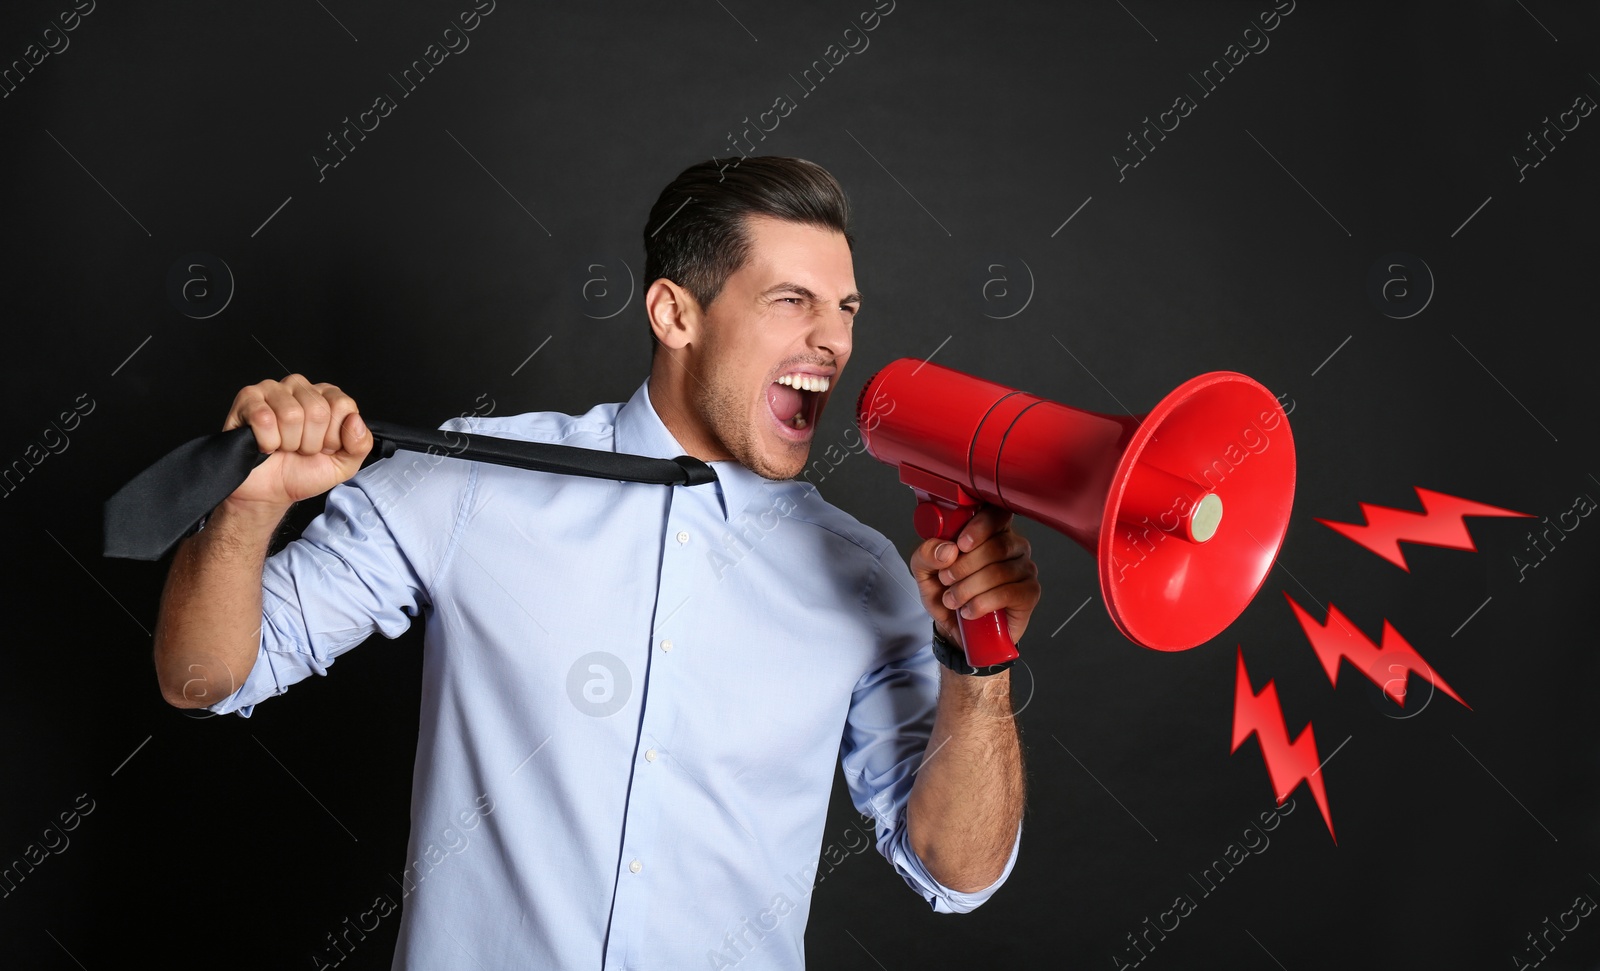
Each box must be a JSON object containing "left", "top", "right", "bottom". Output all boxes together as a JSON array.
[{"left": 152, "top": 156, "right": 1040, "bottom": 969}]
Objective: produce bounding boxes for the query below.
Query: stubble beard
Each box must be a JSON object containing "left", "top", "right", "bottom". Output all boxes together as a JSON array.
[{"left": 695, "top": 362, "right": 809, "bottom": 482}]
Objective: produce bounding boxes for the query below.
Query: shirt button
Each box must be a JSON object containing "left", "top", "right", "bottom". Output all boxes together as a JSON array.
[
  {"left": 661, "top": 639, "right": 673, "bottom": 652},
  {"left": 676, "top": 530, "right": 690, "bottom": 545},
  {"left": 629, "top": 859, "right": 642, "bottom": 873},
  {"left": 644, "top": 748, "right": 658, "bottom": 762}
]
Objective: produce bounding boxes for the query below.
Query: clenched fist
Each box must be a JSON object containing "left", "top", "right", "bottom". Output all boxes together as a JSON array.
[{"left": 221, "top": 373, "right": 371, "bottom": 511}]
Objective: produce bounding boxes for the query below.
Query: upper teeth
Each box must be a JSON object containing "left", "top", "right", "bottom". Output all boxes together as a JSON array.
[{"left": 777, "top": 374, "right": 830, "bottom": 392}]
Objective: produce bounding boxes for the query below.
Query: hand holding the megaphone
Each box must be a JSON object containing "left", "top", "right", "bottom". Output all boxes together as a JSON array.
[
  {"left": 909, "top": 505, "right": 1041, "bottom": 650},
  {"left": 221, "top": 373, "right": 372, "bottom": 514}
]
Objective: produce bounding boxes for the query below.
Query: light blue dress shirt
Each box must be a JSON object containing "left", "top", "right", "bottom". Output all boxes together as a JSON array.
[{"left": 212, "top": 379, "right": 1020, "bottom": 969}]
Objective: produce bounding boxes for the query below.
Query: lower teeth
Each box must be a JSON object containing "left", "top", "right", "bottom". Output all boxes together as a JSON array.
[{"left": 792, "top": 416, "right": 807, "bottom": 429}]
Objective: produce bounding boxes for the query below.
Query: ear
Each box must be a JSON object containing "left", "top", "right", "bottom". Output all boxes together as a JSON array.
[{"left": 645, "top": 278, "right": 702, "bottom": 351}]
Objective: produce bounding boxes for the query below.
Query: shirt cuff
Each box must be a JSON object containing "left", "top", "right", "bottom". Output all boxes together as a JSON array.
[
  {"left": 204, "top": 648, "right": 281, "bottom": 718},
  {"left": 204, "top": 588, "right": 305, "bottom": 717},
  {"left": 887, "top": 816, "right": 1022, "bottom": 914}
]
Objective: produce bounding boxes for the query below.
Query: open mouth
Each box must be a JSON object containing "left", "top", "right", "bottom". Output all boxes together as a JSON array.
[{"left": 765, "top": 372, "right": 830, "bottom": 440}]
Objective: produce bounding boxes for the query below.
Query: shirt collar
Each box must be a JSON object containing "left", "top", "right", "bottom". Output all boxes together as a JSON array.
[{"left": 614, "top": 379, "right": 772, "bottom": 521}]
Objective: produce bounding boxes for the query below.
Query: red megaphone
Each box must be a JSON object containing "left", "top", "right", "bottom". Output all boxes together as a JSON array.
[{"left": 856, "top": 359, "right": 1294, "bottom": 666}]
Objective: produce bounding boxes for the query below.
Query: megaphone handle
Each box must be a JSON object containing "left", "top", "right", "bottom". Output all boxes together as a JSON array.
[{"left": 913, "top": 499, "right": 1022, "bottom": 668}]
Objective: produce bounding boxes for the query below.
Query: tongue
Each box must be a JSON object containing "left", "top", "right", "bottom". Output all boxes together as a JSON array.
[{"left": 768, "top": 382, "right": 803, "bottom": 421}]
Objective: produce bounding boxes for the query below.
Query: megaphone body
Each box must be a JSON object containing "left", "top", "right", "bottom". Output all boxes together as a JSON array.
[{"left": 856, "top": 359, "right": 1295, "bottom": 666}]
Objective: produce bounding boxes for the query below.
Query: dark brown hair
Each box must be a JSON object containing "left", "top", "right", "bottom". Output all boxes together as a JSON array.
[{"left": 642, "top": 156, "right": 853, "bottom": 349}]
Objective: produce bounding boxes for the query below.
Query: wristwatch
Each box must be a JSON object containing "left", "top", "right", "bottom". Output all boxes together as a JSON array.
[{"left": 930, "top": 622, "right": 1015, "bottom": 677}]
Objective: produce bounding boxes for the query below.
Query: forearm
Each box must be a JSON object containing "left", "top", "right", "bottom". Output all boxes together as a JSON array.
[
  {"left": 904, "top": 667, "right": 1025, "bottom": 893},
  {"left": 152, "top": 497, "right": 289, "bottom": 708}
]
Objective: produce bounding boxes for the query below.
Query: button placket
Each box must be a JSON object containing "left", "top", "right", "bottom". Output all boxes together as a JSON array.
[{"left": 609, "top": 493, "right": 709, "bottom": 968}]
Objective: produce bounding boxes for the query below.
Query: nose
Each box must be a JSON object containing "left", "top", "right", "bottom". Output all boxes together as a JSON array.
[{"left": 810, "top": 306, "right": 853, "bottom": 361}]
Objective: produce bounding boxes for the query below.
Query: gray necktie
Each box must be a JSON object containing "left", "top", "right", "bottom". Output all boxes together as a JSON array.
[{"left": 103, "top": 420, "right": 717, "bottom": 561}]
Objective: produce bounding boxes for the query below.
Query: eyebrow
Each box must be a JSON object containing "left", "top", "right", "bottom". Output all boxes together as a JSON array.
[{"left": 763, "top": 282, "right": 863, "bottom": 305}]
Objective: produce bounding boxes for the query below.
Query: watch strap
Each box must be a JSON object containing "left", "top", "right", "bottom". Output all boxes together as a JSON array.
[{"left": 930, "top": 622, "right": 1015, "bottom": 677}]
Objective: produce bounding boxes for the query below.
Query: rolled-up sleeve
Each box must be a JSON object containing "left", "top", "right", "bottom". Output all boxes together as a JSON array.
[
  {"left": 838, "top": 542, "right": 1022, "bottom": 913},
  {"left": 208, "top": 429, "right": 473, "bottom": 717}
]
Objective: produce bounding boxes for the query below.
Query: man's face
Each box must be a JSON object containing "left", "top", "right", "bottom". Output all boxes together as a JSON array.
[{"left": 689, "top": 214, "right": 858, "bottom": 480}]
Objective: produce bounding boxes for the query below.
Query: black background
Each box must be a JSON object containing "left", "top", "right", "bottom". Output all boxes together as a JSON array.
[{"left": 2, "top": 1, "right": 1598, "bottom": 968}]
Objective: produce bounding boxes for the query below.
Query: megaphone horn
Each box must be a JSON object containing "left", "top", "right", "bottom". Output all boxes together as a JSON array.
[{"left": 856, "top": 359, "right": 1295, "bottom": 666}]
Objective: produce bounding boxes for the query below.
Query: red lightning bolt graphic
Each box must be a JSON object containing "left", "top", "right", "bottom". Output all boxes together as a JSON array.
[
  {"left": 1283, "top": 593, "right": 1470, "bottom": 711},
  {"left": 1231, "top": 647, "right": 1335, "bottom": 841},
  {"left": 1316, "top": 487, "right": 1532, "bottom": 570}
]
